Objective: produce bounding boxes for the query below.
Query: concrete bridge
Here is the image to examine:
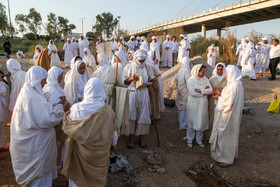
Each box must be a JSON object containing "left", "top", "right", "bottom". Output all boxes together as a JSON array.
[{"left": 128, "top": 0, "right": 280, "bottom": 39}]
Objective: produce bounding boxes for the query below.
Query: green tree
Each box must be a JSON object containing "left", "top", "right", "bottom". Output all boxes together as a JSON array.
[
  {"left": 15, "top": 14, "right": 26, "bottom": 36},
  {"left": 46, "top": 12, "right": 59, "bottom": 39},
  {"left": 58, "top": 16, "right": 76, "bottom": 41},
  {"left": 86, "top": 31, "right": 98, "bottom": 40},
  {"left": 25, "top": 8, "right": 42, "bottom": 40},
  {"left": 94, "top": 12, "right": 119, "bottom": 38},
  {"left": 0, "top": 3, "right": 8, "bottom": 36}
]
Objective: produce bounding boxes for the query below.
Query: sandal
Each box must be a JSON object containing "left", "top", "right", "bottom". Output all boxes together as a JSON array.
[
  {"left": 218, "top": 162, "right": 232, "bottom": 168},
  {"left": 126, "top": 144, "right": 135, "bottom": 149}
]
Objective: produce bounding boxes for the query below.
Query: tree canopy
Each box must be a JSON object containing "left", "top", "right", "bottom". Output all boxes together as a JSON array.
[{"left": 94, "top": 12, "right": 119, "bottom": 38}]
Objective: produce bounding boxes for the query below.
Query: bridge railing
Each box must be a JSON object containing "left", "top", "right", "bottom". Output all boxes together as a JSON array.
[{"left": 128, "top": 0, "right": 267, "bottom": 35}]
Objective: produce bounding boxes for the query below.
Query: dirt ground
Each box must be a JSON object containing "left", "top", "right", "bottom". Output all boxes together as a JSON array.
[{"left": 0, "top": 60, "right": 280, "bottom": 187}]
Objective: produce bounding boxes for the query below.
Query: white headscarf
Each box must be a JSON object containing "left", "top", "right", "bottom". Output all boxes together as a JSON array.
[
  {"left": 245, "top": 37, "right": 251, "bottom": 41},
  {"left": 181, "top": 57, "right": 190, "bottom": 70},
  {"left": 7, "top": 58, "right": 22, "bottom": 76},
  {"left": 25, "top": 66, "right": 48, "bottom": 97},
  {"left": 72, "top": 37, "right": 76, "bottom": 41},
  {"left": 83, "top": 48, "right": 92, "bottom": 57},
  {"left": 114, "top": 51, "right": 126, "bottom": 65},
  {"left": 134, "top": 49, "right": 147, "bottom": 68},
  {"left": 133, "top": 49, "right": 154, "bottom": 83},
  {"left": 152, "top": 36, "right": 157, "bottom": 40},
  {"left": 69, "top": 78, "right": 107, "bottom": 120},
  {"left": 212, "top": 62, "right": 226, "bottom": 82},
  {"left": 35, "top": 45, "right": 43, "bottom": 54},
  {"left": 48, "top": 40, "right": 57, "bottom": 52},
  {"left": 98, "top": 53, "right": 110, "bottom": 72},
  {"left": 180, "top": 34, "right": 185, "bottom": 38},
  {"left": 226, "top": 65, "right": 243, "bottom": 85},
  {"left": 136, "top": 36, "right": 141, "bottom": 40},
  {"left": 147, "top": 50, "right": 155, "bottom": 63},
  {"left": 166, "top": 35, "right": 171, "bottom": 40},
  {"left": 190, "top": 64, "right": 207, "bottom": 86}
]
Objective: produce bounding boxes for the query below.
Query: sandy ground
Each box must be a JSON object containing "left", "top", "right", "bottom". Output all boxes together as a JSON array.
[{"left": 0, "top": 59, "right": 280, "bottom": 187}]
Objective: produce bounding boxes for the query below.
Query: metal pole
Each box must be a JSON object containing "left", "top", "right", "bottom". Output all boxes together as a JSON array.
[
  {"left": 117, "top": 16, "right": 121, "bottom": 36},
  {"left": 7, "top": 0, "right": 13, "bottom": 38},
  {"left": 80, "top": 17, "right": 85, "bottom": 36}
]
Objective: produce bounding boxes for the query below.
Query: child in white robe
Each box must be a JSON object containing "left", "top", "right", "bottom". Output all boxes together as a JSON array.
[{"left": 186, "top": 64, "right": 213, "bottom": 148}]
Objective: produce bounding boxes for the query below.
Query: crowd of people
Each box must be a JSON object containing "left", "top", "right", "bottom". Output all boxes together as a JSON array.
[{"left": 0, "top": 32, "right": 279, "bottom": 186}]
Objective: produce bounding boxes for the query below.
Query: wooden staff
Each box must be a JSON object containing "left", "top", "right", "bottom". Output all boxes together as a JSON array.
[{"left": 112, "top": 58, "right": 119, "bottom": 112}]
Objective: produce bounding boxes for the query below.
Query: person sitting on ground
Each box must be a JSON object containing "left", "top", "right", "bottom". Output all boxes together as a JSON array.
[{"left": 33, "top": 45, "right": 44, "bottom": 61}]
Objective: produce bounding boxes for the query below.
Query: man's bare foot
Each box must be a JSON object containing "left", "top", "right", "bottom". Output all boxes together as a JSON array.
[{"left": 218, "top": 162, "right": 232, "bottom": 167}]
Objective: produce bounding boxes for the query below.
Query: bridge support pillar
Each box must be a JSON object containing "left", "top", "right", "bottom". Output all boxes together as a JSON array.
[
  {"left": 201, "top": 24, "right": 206, "bottom": 38},
  {"left": 217, "top": 29, "right": 221, "bottom": 40}
]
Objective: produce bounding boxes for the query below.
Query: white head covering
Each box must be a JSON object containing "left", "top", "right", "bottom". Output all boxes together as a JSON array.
[
  {"left": 69, "top": 78, "right": 107, "bottom": 120},
  {"left": 72, "top": 37, "right": 76, "bottom": 41},
  {"left": 134, "top": 49, "right": 147, "bottom": 68},
  {"left": 245, "top": 37, "right": 251, "bottom": 41},
  {"left": 190, "top": 64, "right": 207, "bottom": 86},
  {"left": 98, "top": 53, "right": 110, "bottom": 72},
  {"left": 130, "top": 36, "right": 135, "bottom": 40},
  {"left": 152, "top": 36, "right": 157, "bottom": 40},
  {"left": 114, "top": 51, "right": 126, "bottom": 65},
  {"left": 248, "top": 42, "right": 254, "bottom": 49},
  {"left": 226, "top": 65, "right": 243, "bottom": 85},
  {"left": 128, "top": 51, "right": 135, "bottom": 61},
  {"left": 83, "top": 48, "right": 92, "bottom": 57},
  {"left": 7, "top": 58, "right": 22, "bottom": 76},
  {"left": 35, "top": 45, "right": 44, "bottom": 54},
  {"left": 147, "top": 50, "right": 155, "bottom": 62},
  {"left": 166, "top": 35, "right": 170, "bottom": 40},
  {"left": 141, "top": 36, "right": 146, "bottom": 41},
  {"left": 212, "top": 62, "right": 226, "bottom": 82},
  {"left": 44, "top": 66, "right": 64, "bottom": 102},
  {"left": 181, "top": 57, "right": 190, "bottom": 70},
  {"left": 67, "top": 38, "right": 71, "bottom": 41},
  {"left": 136, "top": 36, "right": 141, "bottom": 40},
  {"left": 180, "top": 34, "right": 185, "bottom": 38},
  {"left": 25, "top": 66, "right": 48, "bottom": 97}
]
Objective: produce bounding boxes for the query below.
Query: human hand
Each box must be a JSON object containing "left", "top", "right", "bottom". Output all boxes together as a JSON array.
[
  {"left": 205, "top": 86, "right": 210, "bottom": 89},
  {"left": 195, "top": 89, "right": 201, "bottom": 93},
  {"left": 58, "top": 96, "right": 66, "bottom": 104}
]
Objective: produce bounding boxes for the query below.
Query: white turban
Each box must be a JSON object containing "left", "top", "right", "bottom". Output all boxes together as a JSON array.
[
  {"left": 136, "top": 36, "right": 141, "bottom": 40},
  {"left": 245, "top": 37, "right": 251, "bottom": 41},
  {"left": 152, "top": 36, "right": 157, "bottom": 40},
  {"left": 72, "top": 37, "right": 76, "bottom": 41},
  {"left": 67, "top": 38, "right": 71, "bottom": 41},
  {"left": 262, "top": 37, "right": 268, "bottom": 41},
  {"left": 130, "top": 36, "right": 135, "bottom": 40},
  {"left": 180, "top": 34, "right": 185, "bottom": 38},
  {"left": 141, "top": 36, "right": 146, "bottom": 40},
  {"left": 166, "top": 35, "right": 171, "bottom": 39}
]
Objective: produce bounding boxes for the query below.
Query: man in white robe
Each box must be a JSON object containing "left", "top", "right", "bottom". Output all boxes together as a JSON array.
[
  {"left": 0, "top": 72, "right": 8, "bottom": 153},
  {"left": 242, "top": 42, "right": 257, "bottom": 80},
  {"left": 127, "top": 36, "right": 137, "bottom": 52},
  {"left": 186, "top": 64, "right": 213, "bottom": 148},
  {"left": 207, "top": 45, "right": 217, "bottom": 68},
  {"left": 48, "top": 40, "right": 60, "bottom": 67},
  {"left": 110, "top": 37, "right": 118, "bottom": 62},
  {"left": 6, "top": 59, "right": 26, "bottom": 112},
  {"left": 10, "top": 66, "right": 65, "bottom": 186},
  {"left": 150, "top": 36, "right": 160, "bottom": 62},
  {"left": 161, "top": 35, "right": 173, "bottom": 68},
  {"left": 172, "top": 36, "right": 179, "bottom": 65},
  {"left": 178, "top": 34, "right": 186, "bottom": 63},
  {"left": 255, "top": 37, "right": 270, "bottom": 77},
  {"left": 71, "top": 37, "right": 79, "bottom": 57},
  {"left": 118, "top": 36, "right": 128, "bottom": 54},
  {"left": 78, "top": 35, "right": 89, "bottom": 58},
  {"left": 235, "top": 39, "right": 245, "bottom": 66},
  {"left": 210, "top": 65, "right": 244, "bottom": 167},
  {"left": 176, "top": 57, "right": 191, "bottom": 132},
  {"left": 63, "top": 38, "right": 74, "bottom": 68},
  {"left": 140, "top": 36, "right": 149, "bottom": 52},
  {"left": 121, "top": 49, "right": 154, "bottom": 149},
  {"left": 185, "top": 36, "right": 191, "bottom": 58}
]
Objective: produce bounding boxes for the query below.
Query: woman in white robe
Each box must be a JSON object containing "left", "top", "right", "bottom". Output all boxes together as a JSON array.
[
  {"left": 140, "top": 36, "right": 149, "bottom": 52},
  {"left": 149, "top": 36, "right": 160, "bottom": 62},
  {"left": 93, "top": 53, "right": 115, "bottom": 85},
  {"left": 10, "top": 66, "right": 65, "bottom": 187},
  {"left": 207, "top": 46, "right": 217, "bottom": 68},
  {"left": 0, "top": 72, "right": 8, "bottom": 153},
  {"left": 236, "top": 39, "right": 245, "bottom": 66},
  {"left": 178, "top": 34, "right": 186, "bottom": 63},
  {"left": 71, "top": 37, "right": 79, "bottom": 57},
  {"left": 48, "top": 40, "right": 61, "bottom": 67},
  {"left": 83, "top": 48, "right": 97, "bottom": 74},
  {"left": 128, "top": 51, "right": 135, "bottom": 63},
  {"left": 186, "top": 64, "right": 213, "bottom": 148},
  {"left": 161, "top": 35, "right": 174, "bottom": 68},
  {"left": 64, "top": 56, "right": 82, "bottom": 83},
  {"left": 6, "top": 58, "right": 26, "bottom": 112},
  {"left": 118, "top": 36, "right": 128, "bottom": 54},
  {"left": 112, "top": 51, "right": 128, "bottom": 86},
  {"left": 242, "top": 42, "right": 257, "bottom": 80},
  {"left": 33, "top": 45, "right": 44, "bottom": 61},
  {"left": 121, "top": 49, "right": 154, "bottom": 149},
  {"left": 210, "top": 65, "right": 244, "bottom": 167},
  {"left": 64, "top": 61, "right": 91, "bottom": 105},
  {"left": 63, "top": 38, "right": 74, "bottom": 68},
  {"left": 176, "top": 57, "right": 191, "bottom": 131}
]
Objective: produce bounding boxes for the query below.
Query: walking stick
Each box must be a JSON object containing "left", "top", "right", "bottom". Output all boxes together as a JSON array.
[{"left": 112, "top": 59, "right": 119, "bottom": 112}]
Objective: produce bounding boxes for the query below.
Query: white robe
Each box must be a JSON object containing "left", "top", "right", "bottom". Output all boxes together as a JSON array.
[
  {"left": 178, "top": 39, "right": 186, "bottom": 62},
  {"left": 118, "top": 41, "right": 127, "bottom": 54},
  {"left": 92, "top": 65, "right": 115, "bottom": 85},
  {"left": 63, "top": 42, "right": 74, "bottom": 66},
  {"left": 186, "top": 75, "right": 212, "bottom": 131},
  {"left": 10, "top": 83, "right": 64, "bottom": 186},
  {"left": 210, "top": 80, "right": 244, "bottom": 164},
  {"left": 78, "top": 38, "right": 89, "bottom": 58},
  {"left": 150, "top": 42, "right": 160, "bottom": 62},
  {"left": 185, "top": 40, "right": 191, "bottom": 58},
  {"left": 207, "top": 51, "right": 217, "bottom": 68},
  {"left": 161, "top": 40, "right": 173, "bottom": 67},
  {"left": 111, "top": 63, "right": 124, "bottom": 86},
  {"left": 140, "top": 40, "right": 149, "bottom": 53},
  {"left": 242, "top": 48, "right": 257, "bottom": 79},
  {"left": 8, "top": 70, "right": 26, "bottom": 111},
  {"left": 127, "top": 40, "right": 137, "bottom": 52},
  {"left": 71, "top": 41, "right": 79, "bottom": 57},
  {"left": 83, "top": 53, "right": 97, "bottom": 74},
  {"left": 48, "top": 44, "right": 60, "bottom": 67},
  {"left": 255, "top": 43, "right": 270, "bottom": 74}
]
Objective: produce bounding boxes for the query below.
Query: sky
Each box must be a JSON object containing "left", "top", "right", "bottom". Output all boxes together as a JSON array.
[{"left": 2, "top": 0, "right": 280, "bottom": 40}]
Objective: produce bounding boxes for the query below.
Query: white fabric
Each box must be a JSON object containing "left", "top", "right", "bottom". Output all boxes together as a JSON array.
[
  {"left": 187, "top": 128, "right": 203, "bottom": 144},
  {"left": 83, "top": 48, "right": 97, "bottom": 74},
  {"left": 186, "top": 64, "right": 213, "bottom": 131},
  {"left": 78, "top": 37, "right": 89, "bottom": 58},
  {"left": 64, "top": 61, "right": 91, "bottom": 105},
  {"left": 48, "top": 41, "right": 60, "bottom": 67},
  {"left": 207, "top": 50, "right": 217, "bottom": 68},
  {"left": 112, "top": 51, "right": 126, "bottom": 86},
  {"left": 122, "top": 49, "right": 154, "bottom": 124},
  {"left": 178, "top": 110, "right": 187, "bottom": 130},
  {"left": 185, "top": 39, "right": 191, "bottom": 58},
  {"left": 172, "top": 41, "right": 179, "bottom": 53},
  {"left": 178, "top": 38, "right": 186, "bottom": 62},
  {"left": 242, "top": 43, "right": 257, "bottom": 79},
  {"left": 140, "top": 37, "right": 149, "bottom": 52},
  {"left": 43, "top": 66, "right": 64, "bottom": 105},
  {"left": 93, "top": 53, "right": 115, "bottom": 85},
  {"left": 31, "top": 167, "right": 57, "bottom": 187},
  {"left": 210, "top": 65, "right": 244, "bottom": 164},
  {"left": 236, "top": 39, "right": 245, "bottom": 66},
  {"left": 127, "top": 39, "right": 137, "bottom": 52},
  {"left": 255, "top": 42, "right": 270, "bottom": 73},
  {"left": 212, "top": 62, "right": 226, "bottom": 82},
  {"left": 63, "top": 42, "right": 74, "bottom": 66},
  {"left": 118, "top": 36, "right": 127, "bottom": 54},
  {"left": 269, "top": 44, "right": 280, "bottom": 59},
  {"left": 150, "top": 38, "right": 160, "bottom": 62},
  {"left": 110, "top": 40, "right": 118, "bottom": 62},
  {"left": 0, "top": 82, "right": 8, "bottom": 124},
  {"left": 10, "top": 66, "right": 64, "bottom": 186},
  {"left": 33, "top": 45, "right": 43, "bottom": 61},
  {"left": 6, "top": 59, "right": 26, "bottom": 111},
  {"left": 161, "top": 38, "right": 173, "bottom": 67},
  {"left": 71, "top": 39, "right": 79, "bottom": 57}
]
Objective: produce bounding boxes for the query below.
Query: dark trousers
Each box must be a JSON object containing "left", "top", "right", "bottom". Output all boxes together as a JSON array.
[{"left": 269, "top": 57, "right": 280, "bottom": 79}]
